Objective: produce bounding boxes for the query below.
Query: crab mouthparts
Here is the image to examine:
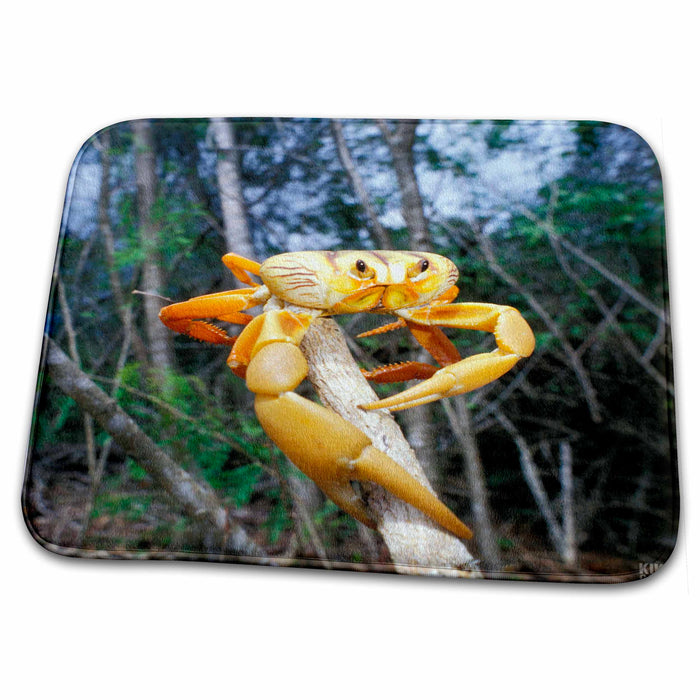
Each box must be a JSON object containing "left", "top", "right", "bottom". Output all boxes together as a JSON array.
[{"left": 381, "top": 285, "right": 420, "bottom": 309}]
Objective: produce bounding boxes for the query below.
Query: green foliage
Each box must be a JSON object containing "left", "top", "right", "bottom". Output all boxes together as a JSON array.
[
  {"left": 151, "top": 196, "right": 209, "bottom": 259},
  {"left": 205, "top": 462, "right": 262, "bottom": 506},
  {"left": 113, "top": 195, "right": 144, "bottom": 268},
  {"left": 264, "top": 501, "right": 292, "bottom": 544},
  {"left": 34, "top": 389, "right": 80, "bottom": 448}
]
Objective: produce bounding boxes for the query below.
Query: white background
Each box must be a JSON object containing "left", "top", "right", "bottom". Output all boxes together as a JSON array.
[{"left": 2, "top": 2, "right": 697, "bottom": 698}]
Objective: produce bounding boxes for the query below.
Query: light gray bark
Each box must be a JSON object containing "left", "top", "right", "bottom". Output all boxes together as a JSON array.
[
  {"left": 442, "top": 397, "right": 503, "bottom": 569},
  {"left": 559, "top": 441, "right": 578, "bottom": 566},
  {"left": 209, "top": 118, "right": 256, "bottom": 261},
  {"left": 377, "top": 119, "right": 440, "bottom": 481},
  {"left": 497, "top": 412, "right": 579, "bottom": 565},
  {"left": 132, "top": 120, "right": 174, "bottom": 369},
  {"left": 378, "top": 120, "right": 502, "bottom": 566},
  {"left": 378, "top": 119, "right": 432, "bottom": 250},
  {"left": 302, "top": 318, "right": 479, "bottom": 576}
]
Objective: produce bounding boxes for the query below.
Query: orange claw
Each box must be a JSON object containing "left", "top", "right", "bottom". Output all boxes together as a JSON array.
[
  {"left": 222, "top": 252, "right": 262, "bottom": 286},
  {"left": 159, "top": 250, "right": 268, "bottom": 344},
  {"left": 361, "top": 304, "right": 535, "bottom": 412},
  {"left": 361, "top": 351, "right": 522, "bottom": 412},
  {"left": 356, "top": 319, "right": 407, "bottom": 338},
  {"left": 159, "top": 291, "right": 256, "bottom": 341}
]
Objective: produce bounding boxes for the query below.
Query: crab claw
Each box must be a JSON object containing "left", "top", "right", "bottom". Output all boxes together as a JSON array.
[
  {"left": 361, "top": 351, "right": 521, "bottom": 412},
  {"left": 246, "top": 338, "right": 473, "bottom": 539},
  {"left": 362, "top": 304, "right": 535, "bottom": 412}
]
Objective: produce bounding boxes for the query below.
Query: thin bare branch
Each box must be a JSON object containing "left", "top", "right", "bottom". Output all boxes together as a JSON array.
[
  {"left": 559, "top": 441, "right": 577, "bottom": 565},
  {"left": 278, "top": 468, "right": 333, "bottom": 569},
  {"left": 476, "top": 221, "right": 603, "bottom": 422},
  {"left": 497, "top": 413, "right": 579, "bottom": 565},
  {"left": 519, "top": 202, "right": 667, "bottom": 323},
  {"left": 57, "top": 279, "right": 98, "bottom": 485},
  {"left": 441, "top": 395, "right": 503, "bottom": 569},
  {"left": 642, "top": 315, "right": 669, "bottom": 363},
  {"left": 77, "top": 133, "right": 144, "bottom": 541},
  {"left": 497, "top": 412, "right": 563, "bottom": 545},
  {"left": 545, "top": 214, "right": 671, "bottom": 392},
  {"left": 330, "top": 120, "right": 393, "bottom": 250}
]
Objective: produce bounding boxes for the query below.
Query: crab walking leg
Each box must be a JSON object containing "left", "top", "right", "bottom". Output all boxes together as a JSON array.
[
  {"left": 242, "top": 313, "right": 473, "bottom": 539},
  {"left": 158, "top": 253, "right": 268, "bottom": 344},
  {"left": 158, "top": 288, "right": 263, "bottom": 343},
  {"left": 361, "top": 302, "right": 535, "bottom": 412},
  {"left": 221, "top": 252, "right": 262, "bottom": 286}
]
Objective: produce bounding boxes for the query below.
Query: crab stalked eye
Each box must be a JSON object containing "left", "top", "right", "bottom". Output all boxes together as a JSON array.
[
  {"left": 353, "top": 258, "right": 375, "bottom": 279},
  {"left": 408, "top": 258, "right": 431, "bottom": 278}
]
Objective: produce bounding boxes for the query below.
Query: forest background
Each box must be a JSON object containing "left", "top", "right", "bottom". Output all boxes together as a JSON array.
[
  {"left": 3, "top": 3, "right": 697, "bottom": 700},
  {"left": 25, "top": 117, "right": 676, "bottom": 581}
]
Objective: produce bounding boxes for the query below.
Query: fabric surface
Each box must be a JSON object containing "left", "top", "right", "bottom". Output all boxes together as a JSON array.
[{"left": 23, "top": 118, "right": 679, "bottom": 582}]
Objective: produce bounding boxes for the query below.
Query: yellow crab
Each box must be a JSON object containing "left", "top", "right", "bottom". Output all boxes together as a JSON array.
[{"left": 159, "top": 250, "right": 535, "bottom": 540}]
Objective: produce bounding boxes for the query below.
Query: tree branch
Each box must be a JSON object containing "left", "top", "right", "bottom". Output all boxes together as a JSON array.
[
  {"left": 441, "top": 395, "right": 503, "bottom": 569},
  {"left": 330, "top": 120, "right": 393, "bottom": 250},
  {"left": 518, "top": 202, "right": 667, "bottom": 323},
  {"left": 209, "top": 118, "right": 256, "bottom": 261},
  {"left": 132, "top": 120, "right": 175, "bottom": 369},
  {"left": 496, "top": 412, "right": 578, "bottom": 565},
  {"left": 475, "top": 220, "right": 603, "bottom": 422},
  {"left": 544, "top": 207, "right": 671, "bottom": 392},
  {"left": 43, "top": 338, "right": 267, "bottom": 561},
  {"left": 301, "top": 318, "right": 479, "bottom": 576},
  {"left": 378, "top": 119, "right": 431, "bottom": 250}
]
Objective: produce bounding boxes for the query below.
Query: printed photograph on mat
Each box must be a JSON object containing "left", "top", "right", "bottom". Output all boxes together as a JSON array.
[{"left": 24, "top": 118, "right": 678, "bottom": 582}]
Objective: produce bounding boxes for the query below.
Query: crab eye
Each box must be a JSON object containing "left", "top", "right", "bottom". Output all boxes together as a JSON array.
[
  {"left": 408, "top": 258, "right": 431, "bottom": 278},
  {"left": 352, "top": 258, "right": 375, "bottom": 280}
]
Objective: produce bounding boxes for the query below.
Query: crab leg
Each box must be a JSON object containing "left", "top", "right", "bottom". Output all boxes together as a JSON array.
[
  {"left": 361, "top": 302, "right": 535, "bottom": 412},
  {"left": 237, "top": 309, "right": 473, "bottom": 539},
  {"left": 158, "top": 253, "right": 267, "bottom": 344},
  {"left": 158, "top": 288, "right": 261, "bottom": 343},
  {"left": 222, "top": 252, "right": 262, "bottom": 286},
  {"left": 359, "top": 316, "right": 461, "bottom": 384}
]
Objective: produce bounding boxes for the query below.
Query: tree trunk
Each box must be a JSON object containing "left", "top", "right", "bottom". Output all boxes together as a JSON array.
[
  {"left": 209, "top": 118, "right": 256, "bottom": 261},
  {"left": 132, "top": 120, "right": 174, "bottom": 369},
  {"left": 98, "top": 130, "right": 148, "bottom": 365},
  {"left": 302, "top": 318, "right": 479, "bottom": 576},
  {"left": 443, "top": 398, "right": 503, "bottom": 568},
  {"left": 379, "top": 120, "right": 431, "bottom": 250}
]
